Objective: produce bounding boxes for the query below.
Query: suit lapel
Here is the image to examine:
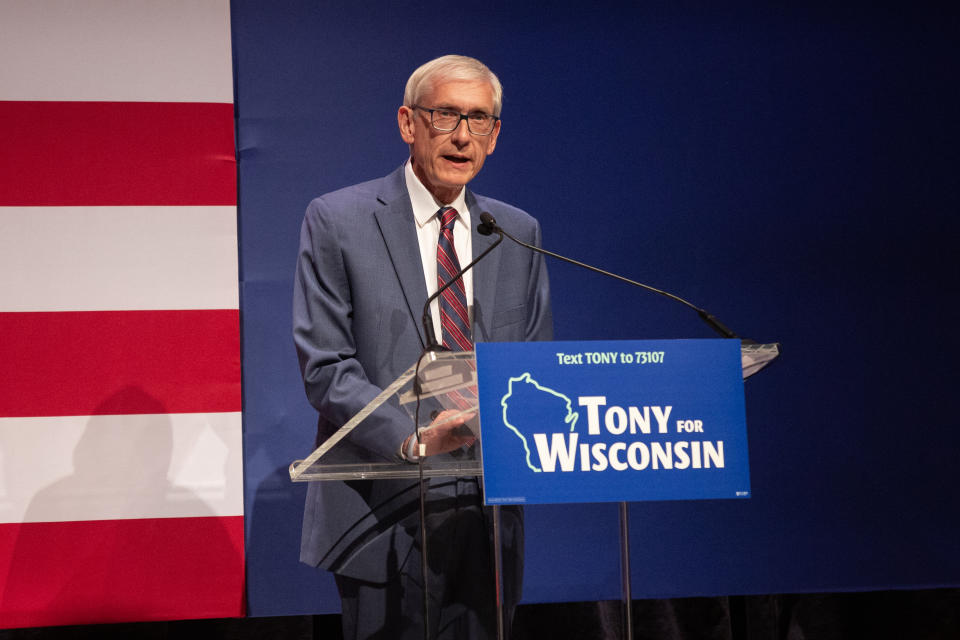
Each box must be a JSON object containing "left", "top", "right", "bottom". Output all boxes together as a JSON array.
[
  {"left": 467, "top": 191, "right": 501, "bottom": 344},
  {"left": 373, "top": 170, "right": 501, "bottom": 347},
  {"left": 374, "top": 168, "right": 429, "bottom": 348}
]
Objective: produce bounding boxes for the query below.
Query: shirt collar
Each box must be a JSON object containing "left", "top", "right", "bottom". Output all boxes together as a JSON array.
[{"left": 405, "top": 160, "right": 469, "bottom": 229}]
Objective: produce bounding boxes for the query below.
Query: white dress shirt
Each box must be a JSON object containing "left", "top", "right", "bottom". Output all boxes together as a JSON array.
[{"left": 404, "top": 160, "right": 473, "bottom": 346}]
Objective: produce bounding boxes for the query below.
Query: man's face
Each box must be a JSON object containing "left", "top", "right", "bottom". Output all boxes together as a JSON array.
[{"left": 398, "top": 78, "right": 501, "bottom": 204}]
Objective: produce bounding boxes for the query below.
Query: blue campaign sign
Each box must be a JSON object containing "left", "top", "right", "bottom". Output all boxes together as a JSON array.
[{"left": 475, "top": 339, "right": 750, "bottom": 505}]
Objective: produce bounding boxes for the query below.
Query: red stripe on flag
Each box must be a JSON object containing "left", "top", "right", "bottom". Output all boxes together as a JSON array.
[
  {"left": 0, "top": 516, "right": 244, "bottom": 629},
  {"left": 0, "top": 101, "right": 236, "bottom": 206},
  {"left": 0, "top": 310, "right": 241, "bottom": 417}
]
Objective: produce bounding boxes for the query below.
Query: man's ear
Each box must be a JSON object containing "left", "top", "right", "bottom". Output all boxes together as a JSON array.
[
  {"left": 484, "top": 118, "right": 501, "bottom": 156},
  {"left": 398, "top": 106, "right": 415, "bottom": 144}
]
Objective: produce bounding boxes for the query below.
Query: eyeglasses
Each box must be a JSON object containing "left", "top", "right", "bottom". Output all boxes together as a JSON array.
[{"left": 411, "top": 105, "right": 500, "bottom": 136}]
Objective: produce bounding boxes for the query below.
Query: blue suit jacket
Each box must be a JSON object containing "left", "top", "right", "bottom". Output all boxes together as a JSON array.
[{"left": 293, "top": 165, "right": 552, "bottom": 581}]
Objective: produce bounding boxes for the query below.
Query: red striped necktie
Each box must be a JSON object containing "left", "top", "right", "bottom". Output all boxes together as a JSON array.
[{"left": 437, "top": 206, "right": 472, "bottom": 351}]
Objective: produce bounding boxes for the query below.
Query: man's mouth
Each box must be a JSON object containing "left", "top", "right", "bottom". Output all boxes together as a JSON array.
[{"left": 443, "top": 155, "right": 469, "bottom": 164}]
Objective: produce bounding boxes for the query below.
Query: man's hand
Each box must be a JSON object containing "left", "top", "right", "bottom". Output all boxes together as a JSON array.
[{"left": 403, "top": 409, "right": 476, "bottom": 459}]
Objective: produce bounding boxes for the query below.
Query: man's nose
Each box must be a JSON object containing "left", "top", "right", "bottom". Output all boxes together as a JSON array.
[{"left": 451, "top": 117, "right": 471, "bottom": 143}]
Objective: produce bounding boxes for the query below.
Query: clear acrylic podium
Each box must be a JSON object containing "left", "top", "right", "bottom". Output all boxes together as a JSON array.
[
  {"left": 289, "top": 342, "right": 780, "bottom": 640},
  {"left": 289, "top": 343, "right": 779, "bottom": 482},
  {"left": 289, "top": 350, "right": 484, "bottom": 482}
]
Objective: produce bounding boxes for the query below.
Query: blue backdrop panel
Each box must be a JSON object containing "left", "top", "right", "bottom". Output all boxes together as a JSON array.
[{"left": 232, "top": 1, "right": 960, "bottom": 616}]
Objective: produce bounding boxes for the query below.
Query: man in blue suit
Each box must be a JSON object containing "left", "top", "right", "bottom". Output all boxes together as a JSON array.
[{"left": 294, "top": 55, "right": 552, "bottom": 639}]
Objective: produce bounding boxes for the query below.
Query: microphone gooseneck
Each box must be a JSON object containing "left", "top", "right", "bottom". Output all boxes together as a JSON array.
[
  {"left": 421, "top": 216, "right": 504, "bottom": 350},
  {"left": 480, "top": 213, "right": 742, "bottom": 340}
]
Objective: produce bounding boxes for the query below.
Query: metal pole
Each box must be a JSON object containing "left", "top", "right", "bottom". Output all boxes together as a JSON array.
[
  {"left": 419, "top": 460, "right": 430, "bottom": 640},
  {"left": 619, "top": 501, "right": 633, "bottom": 640},
  {"left": 492, "top": 504, "right": 505, "bottom": 640}
]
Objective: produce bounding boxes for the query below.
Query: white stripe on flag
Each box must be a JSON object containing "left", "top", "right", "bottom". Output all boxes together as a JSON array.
[
  {"left": 0, "top": 0, "right": 233, "bottom": 103},
  {"left": 0, "top": 206, "right": 239, "bottom": 311},
  {"left": 0, "top": 412, "right": 243, "bottom": 524}
]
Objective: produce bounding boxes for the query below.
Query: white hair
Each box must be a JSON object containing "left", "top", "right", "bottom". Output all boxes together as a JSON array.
[{"left": 403, "top": 54, "right": 503, "bottom": 116}]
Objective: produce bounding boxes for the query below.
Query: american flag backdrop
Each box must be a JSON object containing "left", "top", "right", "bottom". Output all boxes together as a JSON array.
[{"left": 0, "top": 0, "right": 244, "bottom": 628}]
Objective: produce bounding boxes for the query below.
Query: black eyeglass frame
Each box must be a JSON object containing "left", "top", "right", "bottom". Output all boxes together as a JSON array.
[{"left": 410, "top": 104, "right": 500, "bottom": 136}]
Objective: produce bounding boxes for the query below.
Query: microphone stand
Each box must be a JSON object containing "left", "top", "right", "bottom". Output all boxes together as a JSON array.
[
  {"left": 421, "top": 229, "right": 504, "bottom": 350},
  {"left": 413, "top": 225, "right": 504, "bottom": 640},
  {"left": 477, "top": 212, "right": 750, "bottom": 640}
]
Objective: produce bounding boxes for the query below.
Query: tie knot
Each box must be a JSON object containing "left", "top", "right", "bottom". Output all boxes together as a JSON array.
[{"left": 439, "top": 207, "right": 459, "bottom": 231}]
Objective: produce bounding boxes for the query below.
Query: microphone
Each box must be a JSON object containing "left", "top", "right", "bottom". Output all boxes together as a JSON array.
[
  {"left": 477, "top": 213, "right": 498, "bottom": 236},
  {"left": 421, "top": 216, "right": 504, "bottom": 350},
  {"left": 479, "top": 211, "right": 498, "bottom": 233},
  {"left": 479, "top": 213, "right": 744, "bottom": 340}
]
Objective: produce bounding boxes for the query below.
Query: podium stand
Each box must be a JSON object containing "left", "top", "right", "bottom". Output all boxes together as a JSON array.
[{"left": 290, "top": 341, "right": 779, "bottom": 640}]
